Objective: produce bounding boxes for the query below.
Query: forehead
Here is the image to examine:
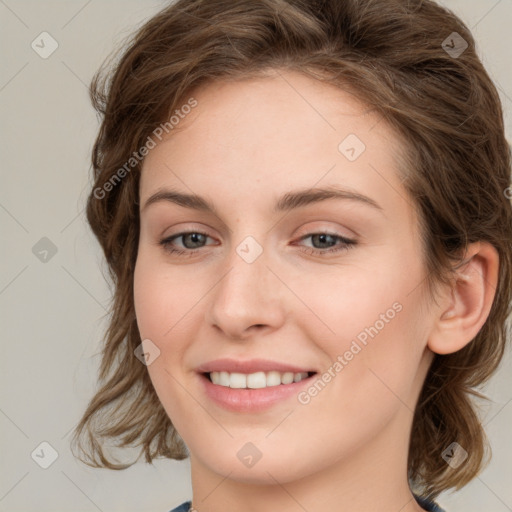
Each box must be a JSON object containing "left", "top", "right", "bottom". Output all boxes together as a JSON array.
[{"left": 140, "top": 70, "right": 411, "bottom": 222}]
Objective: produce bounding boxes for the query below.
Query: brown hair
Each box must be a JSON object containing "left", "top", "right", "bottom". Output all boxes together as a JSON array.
[{"left": 71, "top": 0, "right": 512, "bottom": 500}]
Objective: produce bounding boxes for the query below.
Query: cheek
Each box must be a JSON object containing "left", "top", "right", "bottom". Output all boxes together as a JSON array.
[
  {"left": 289, "top": 299, "right": 426, "bottom": 467},
  {"left": 133, "top": 250, "right": 198, "bottom": 339},
  {"left": 295, "top": 248, "right": 428, "bottom": 404},
  {"left": 292, "top": 258, "right": 406, "bottom": 348},
  {"left": 133, "top": 257, "right": 192, "bottom": 427},
  {"left": 133, "top": 250, "right": 207, "bottom": 381}
]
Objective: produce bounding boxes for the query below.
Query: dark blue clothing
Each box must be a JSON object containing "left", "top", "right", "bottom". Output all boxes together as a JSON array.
[
  {"left": 168, "top": 502, "right": 191, "bottom": 512},
  {"left": 415, "top": 494, "right": 446, "bottom": 511},
  {"left": 168, "top": 495, "right": 445, "bottom": 511}
]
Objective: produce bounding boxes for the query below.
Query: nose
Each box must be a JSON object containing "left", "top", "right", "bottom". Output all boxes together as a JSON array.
[{"left": 205, "top": 242, "right": 287, "bottom": 340}]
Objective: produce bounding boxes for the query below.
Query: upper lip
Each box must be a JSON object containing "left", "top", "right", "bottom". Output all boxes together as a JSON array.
[{"left": 196, "top": 358, "right": 317, "bottom": 374}]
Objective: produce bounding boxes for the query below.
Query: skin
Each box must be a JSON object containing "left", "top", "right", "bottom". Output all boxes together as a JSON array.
[{"left": 133, "top": 69, "right": 499, "bottom": 512}]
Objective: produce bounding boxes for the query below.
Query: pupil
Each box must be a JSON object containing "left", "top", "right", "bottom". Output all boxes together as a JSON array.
[
  {"left": 313, "top": 234, "right": 335, "bottom": 248},
  {"left": 186, "top": 233, "right": 204, "bottom": 248}
]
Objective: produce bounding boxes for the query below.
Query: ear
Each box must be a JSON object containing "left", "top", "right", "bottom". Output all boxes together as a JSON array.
[{"left": 427, "top": 242, "right": 500, "bottom": 355}]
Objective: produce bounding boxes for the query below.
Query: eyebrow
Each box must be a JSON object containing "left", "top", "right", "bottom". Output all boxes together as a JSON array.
[{"left": 141, "top": 185, "right": 383, "bottom": 215}]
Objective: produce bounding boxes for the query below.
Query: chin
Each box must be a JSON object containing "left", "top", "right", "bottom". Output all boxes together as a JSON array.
[{"left": 196, "top": 446, "right": 316, "bottom": 485}]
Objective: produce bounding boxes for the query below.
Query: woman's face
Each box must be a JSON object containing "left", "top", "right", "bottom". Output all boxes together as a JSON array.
[{"left": 134, "top": 70, "right": 437, "bottom": 485}]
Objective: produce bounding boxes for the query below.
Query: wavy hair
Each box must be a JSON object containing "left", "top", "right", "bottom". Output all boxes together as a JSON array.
[{"left": 71, "top": 0, "right": 512, "bottom": 500}]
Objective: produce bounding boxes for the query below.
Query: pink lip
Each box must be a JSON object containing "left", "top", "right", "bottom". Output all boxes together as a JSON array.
[
  {"left": 195, "top": 358, "right": 316, "bottom": 374},
  {"left": 198, "top": 372, "right": 315, "bottom": 412}
]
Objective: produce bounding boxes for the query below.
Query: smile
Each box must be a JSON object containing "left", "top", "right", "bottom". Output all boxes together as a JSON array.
[
  {"left": 206, "top": 370, "right": 315, "bottom": 389},
  {"left": 199, "top": 371, "right": 318, "bottom": 413}
]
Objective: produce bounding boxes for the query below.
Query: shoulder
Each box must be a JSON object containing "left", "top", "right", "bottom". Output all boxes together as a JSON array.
[
  {"left": 414, "top": 494, "right": 446, "bottom": 512},
  {"left": 167, "top": 501, "right": 191, "bottom": 512}
]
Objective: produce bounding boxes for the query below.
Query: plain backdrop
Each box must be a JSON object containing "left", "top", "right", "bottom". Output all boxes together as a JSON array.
[{"left": 1, "top": 1, "right": 511, "bottom": 511}]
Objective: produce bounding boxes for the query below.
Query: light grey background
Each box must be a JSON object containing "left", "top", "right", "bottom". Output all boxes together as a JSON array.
[{"left": 1, "top": 1, "right": 511, "bottom": 511}]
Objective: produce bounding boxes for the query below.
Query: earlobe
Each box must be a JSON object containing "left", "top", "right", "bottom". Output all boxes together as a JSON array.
[{"left": 427, "top": 242, "right": 499, "bottom": 355}]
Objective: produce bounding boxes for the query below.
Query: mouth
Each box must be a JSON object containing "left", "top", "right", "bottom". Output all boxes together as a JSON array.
[
  {"left": 198, "top": 370, "right": 318, "bottom": 412},
  {"left": 201, "top": 370, "right": 317, "bottom": 389}
]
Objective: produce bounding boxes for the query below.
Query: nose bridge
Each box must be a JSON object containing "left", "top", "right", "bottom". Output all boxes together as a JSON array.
[{"left": 206, "top": 236, "right": 285, "bottom": 337}]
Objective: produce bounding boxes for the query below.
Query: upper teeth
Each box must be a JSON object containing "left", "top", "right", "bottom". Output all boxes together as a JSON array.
[{"left": 209, "top": 371, "right": 309, "bottom": 389}]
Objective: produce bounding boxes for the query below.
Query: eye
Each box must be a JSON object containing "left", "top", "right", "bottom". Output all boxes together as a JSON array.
[
  {"left": 294, "top": 232, "right": 357, "bottom": 256},
  {"left": 159, "top": 230, "right": 214, "bottom": 257},
  {"left": 158, "top": 230, "right": 357, "bottom": 258}
]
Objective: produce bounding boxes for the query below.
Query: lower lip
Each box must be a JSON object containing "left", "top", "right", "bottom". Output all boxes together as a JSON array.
[{"left": 198, "top": 373, "right": 316, "bottom": 412}]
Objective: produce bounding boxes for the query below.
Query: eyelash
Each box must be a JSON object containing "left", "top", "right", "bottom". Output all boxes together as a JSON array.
[{"left": 158, "top": 230, "right": 357, "bottom": 257}]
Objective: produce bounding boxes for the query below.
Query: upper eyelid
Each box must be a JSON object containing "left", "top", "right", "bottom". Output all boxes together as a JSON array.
[{"left": 163, "top": 220, "right": 356, "bottom": 238}]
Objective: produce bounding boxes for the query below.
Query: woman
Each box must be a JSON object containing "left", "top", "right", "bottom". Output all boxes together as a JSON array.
[{"left": 72, "top": 1, "right": 512, "bottom": 511}]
